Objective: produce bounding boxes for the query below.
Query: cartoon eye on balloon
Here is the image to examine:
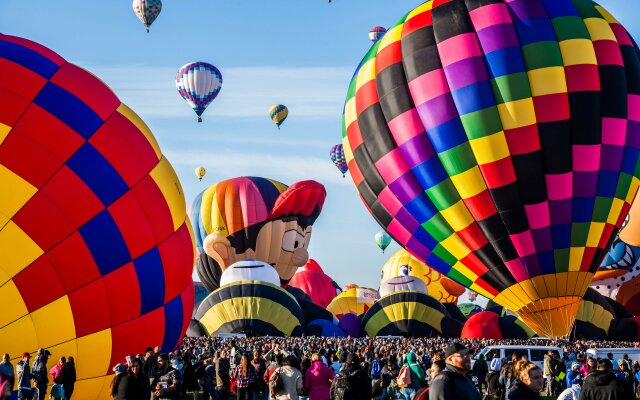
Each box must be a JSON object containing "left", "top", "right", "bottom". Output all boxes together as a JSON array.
[{"left": 343, "top": 0, "right": 640, "bottom": 337}]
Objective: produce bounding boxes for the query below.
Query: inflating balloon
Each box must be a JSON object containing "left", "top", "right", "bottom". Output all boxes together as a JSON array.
[
  {"left": 573, "top": 288, "right": 615, "bottom": 340},
  {"left": 0, "top": 34, "right": 195, "bottom": 399},
  {"left": 132, "top": 0, "right": 162, "bottom": 32},
  {"left": 369, "top": 26, "right": 387, "bottom": 43},
  {"left": 457, "top": 303, "right": 483, "bottom": 318},
  {"left": 195, "top": 167, "right": 206, "bottom": 181},
  {"left": 176, "top": 62, "right": 222, "bottom": 122},
  {"left": 461, "top": 311, "right": 502, "bottom": 340},
  {"left": 379, "top": 276, "right": 428, "bottom": 297},
  {"left": 191, "top": 177, "right": 326, "bottom": 287},
  {"left": 330, "top": 144, "right": 349, "bottom": 177},
  {"left": 342, "top": 0, "right": 640, "bottom": 337},
  {"left": 375, "top": 231, "right": 392, "bottom": 253},
  {"left": 194, "top": 280, "right": 304, "bottom": 337},
  {"left": 326, "top": 287, "right": 379, "bottom": 320},
  {"left": 380, "top": 249, "right": 465, "bottom": 303},
  {"left": 269, "top": 104, "right": 288, "bottom": 129},
  {"left": 362, "top": 291, "right": 462, "bottom": 337},
  {"left": 288, "top": 259, "right": 342, "bottom": 308}
]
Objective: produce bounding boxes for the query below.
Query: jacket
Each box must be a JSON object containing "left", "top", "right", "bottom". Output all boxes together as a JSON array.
[
  {"left": 428, "top": 364, "right": 482, "bottom": 400},
  {"left": 114, "top": 375, "right": 145, "bottom": 400},
  {"left": 16, "top": 361, "right": 30, "bottom": 390},
  {"left": 215, "top": 358, "right": 230, "bottom": 387},
  {"left": 557, "top": 384, "right": 581, "bottom": 400},
  {"left": 278, "top": 366, "right": 303, "bottom": 400},
  {"left": 578, "top": 370, "right": 635, "bottom": 400},
  {"left": 508, "top": 382, "right": 541, "bottom": 400},
  {"left": 330, "top": 367, "right": 371, "bottom": 400},
  {"left": 304, "top": 361, "right": 335, "bottom": 400}
]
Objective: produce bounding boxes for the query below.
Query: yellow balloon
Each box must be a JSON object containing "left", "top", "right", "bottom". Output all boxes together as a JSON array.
[{"left": 195, "top": 166, "right": 206, "bottom": 181}]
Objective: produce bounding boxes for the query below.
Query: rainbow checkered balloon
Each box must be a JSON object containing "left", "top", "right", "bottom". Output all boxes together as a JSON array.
[
  {"left": 0, "top": 34, "right": 195, "bottom": 398},
  {"left": 330, "top": 144, "right": 349, "bottom": 177},
  {"left": 342, "top": 0, "right": 640, "bottom": 337}
]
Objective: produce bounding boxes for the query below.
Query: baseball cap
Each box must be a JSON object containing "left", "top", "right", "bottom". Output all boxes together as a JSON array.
[
  {"left": 21, "top": 352, "right": 30, "bottom": 358},
  {"left": 444, "top": 343, "right": 471, "bottom": 358}
]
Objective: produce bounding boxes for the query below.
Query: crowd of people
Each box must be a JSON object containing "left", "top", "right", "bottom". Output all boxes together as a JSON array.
[{"left": 1, "top": 336, "right": 640, "bottom": 400}]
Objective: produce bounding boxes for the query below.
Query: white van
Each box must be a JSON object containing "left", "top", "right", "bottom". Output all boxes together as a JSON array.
[
  {"left": 585, "top": 348, "right": 640, "bottom": 365},
  {"left": 472, "top": 345, "right": 563, "bottom": 371}
]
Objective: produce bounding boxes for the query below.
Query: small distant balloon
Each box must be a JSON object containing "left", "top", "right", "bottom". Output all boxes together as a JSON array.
[
  {"left": 330, "top": 144, "right": 348, "bottom": 177},
  {"left": 132, "top": 0, "right": 162, "bottom": 33},
  {"left": 195, "top": 167, "right": 206, "bottom": 181},
  {"left": 269, "top": 104, "right": 288, "bottom": 129},
  {"left": 375, "top": 231, "right": 392, "bottom": 253},
  {"left": 368, "top": 26, "right": 386, "bottom": 42},
  {"left": 176, "top": 62, "right": 223, "bottom": 123}
]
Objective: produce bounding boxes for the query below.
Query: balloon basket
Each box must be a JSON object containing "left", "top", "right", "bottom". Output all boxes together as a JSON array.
[{"left": 198, "top": 117, "right": 202, "bottom": 123}]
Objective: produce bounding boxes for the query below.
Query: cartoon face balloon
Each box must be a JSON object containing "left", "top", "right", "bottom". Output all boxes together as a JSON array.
[
  {"left": 343, "top": 0, "right": 640, "bottom": 337},
  {"left": 191, "top": 177, "right": 326, "bottom": 288},
  {"left": 381, "top": 249, "right": 465, "bottom": 303},
  {"left": 0, "top": 34, "right": 195, "bottom": 399},
  {"left": 379, "top": 276, "right": 428, "bottom": 297},
  {"left": 219, "top": 260, "right": 280, "bottom": 287}
]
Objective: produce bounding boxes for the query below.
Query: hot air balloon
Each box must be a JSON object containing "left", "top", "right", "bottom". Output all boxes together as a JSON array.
[
  {"left": 194, "top": 167, "right": 206, "bottom": 181},
  {"left": 457, "top": 303, "right": 483, "bottom": 317},
  {"left": 190, "top": 177, "right": 326, "bottom": 288},
  {"left": 330, "top": 144, "right": 349, "bottom": 177},
  {"left": 132, "top": 0, "right": 162, "bottom": 33},
  {"left": 269, "top": 104, "right": 288, "bottom": 129},
  {"left": 288, "top": 259, "right": 342, "bottom": 308},
  {"left": 0, "top": 34, "right": 195, "bottom": 399},
  {"left": 375, "top": 231, "right": 392, "bottom": 253},
  {"left": 326, "top": 287, "right": 379, "bottom": 320},
  {"left": 369, "top": 26, "right": 387, "bottom": 42},
  {"left": 176, "top": 62, "right": 222, "bottom": 122},
  {"left": 379, "top": 276, "right": 428, "bottom": 297},
  {"left": 361, "top": 291, "right": 462, "bottom": 337},
  {"left": 380, "top": 249, "right": 465, "bottom": 303},
  {"left": 461, "top": 311, "right": 503, "bottom": 340},
  {"left": 342, "top": 0, "right": 640, "bottom": 338},
  {"left": 573, "top": 288, "right": 616, "bottom": 340}
]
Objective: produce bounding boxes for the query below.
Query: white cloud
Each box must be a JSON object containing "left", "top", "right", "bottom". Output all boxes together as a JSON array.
[{"left": 89, "top": 65, "right": 353, "bottom": 119}]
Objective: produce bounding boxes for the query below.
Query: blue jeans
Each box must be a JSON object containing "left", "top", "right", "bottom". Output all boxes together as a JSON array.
[{"left": 400, "top": 387, "right": 416, "bottom": 400}]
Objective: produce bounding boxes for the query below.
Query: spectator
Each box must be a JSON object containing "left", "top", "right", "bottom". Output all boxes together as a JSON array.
[
  {"left": 399, "top": 351, "right": 426, "bottom": 400},
  {"left": 508, "top": 361, "right": 543, "bottom": 400},
  {"left": 330, "top": 353, "right": 371, "bottom": 400},
  {"left": 152, "top": 353, "right": 182, "bottom": 400},
  {"left": 329, "top": 355, "right": 342, "bottom": 374},
  {"left": 144, "top": 347, "right": 159, "bottom": 382},
  {"left": 579, "top": 358, "right": 594, "bottom": 378},
  {"left": 111, "top": 363, "right": 142, "bottom": 400},
  {"left": 272, "top": 355, "right": 303, "bottom": 400},
  {"left": 428, "top": 343, "right": 480, "bottom": 400},
  {"left": 252, "top": 350, "right": 268, "bottom": 400},
  {"left": 557, "top": 377, "right": 582, "bottom": 400},
  {"left": 380, "top": 355, "right": 400, "bottom": 400},
  {"left": 304, "top": 353, "right": 335, "bottom": 400},
  {"left": 16, "top": 352, "right": 32, "bottom": 400},
  {"left": 215, "top": 349, "right": 231, "bottom": 400},
  {"left": 543, "top": 350, "right": 554, "bottom": 396},
  {"left": 502, "top": 350, "right": 528, "bottom": 399},
  {"left": 32, "top": 348, "right": 50, "bottom": 400},
  {"left": 232, "top": 354, "right": 258, "bottom": 400},
  {"left": 486, "top": 358, "right": 503, "bottom": 400},
  {"left": 0, "top": 355, "right": 13, "bottom": 387},
  {"left": 471, "top": 353, "right": 488, "bottom": 395},
  {"left": 578, "top": 358, "right": 634, "bottom": 400},
  {"left": 49, "top": 357, "right": 65, "bottom": 400},
  {"left": 567, "top": 363, "right": 582, "bottom": 388},
  {"left": 1, "top": 373, "right": 13, "bottom": 400},
  {"left": 61, "top": 356, "right": 76, "bottom": 400},
  {"left": 130, "top": 357, "right": 151, "bottom": 400}
]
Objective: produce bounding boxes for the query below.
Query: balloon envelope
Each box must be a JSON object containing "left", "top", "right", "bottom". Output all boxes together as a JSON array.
[
  {"left": 342, "top": 0, "right": 640, "bottom": 338},
  {"left": 269, "top": 104, "right": 288, "bottom": 128},
  {"left": 326, "top": 287, "right": 379, "bottom": 320},
  {"left": 379, "top": 276, "right": 428, "bottom": 297},
  {"left": 369, "top": 26, "right": 387, "bottom": 42},
  {"left": 375, "top": 231, "right": 392, "bottom": 252},
  {"left": 461, "top": 311, "right": 502, "bottom": 340},
  {"left": 288, "top": 259, "right": 341, "bottom": 308},
  {"left": 330, "top": 144, "right": 349, "bottom": 176},
  {"left": 0, "top": 34, "right": 194, "bottom": 399},
  {"left": 176, "top": 62, "right": 222, "bottom": 122},
  {"left": 132, "top": 0, "right": 162, "bottom": 32}
]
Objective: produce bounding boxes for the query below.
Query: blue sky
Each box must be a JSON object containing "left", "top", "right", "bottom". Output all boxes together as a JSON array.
[{"left": 2, "top": 0, "right": 639, "bottom": 300}]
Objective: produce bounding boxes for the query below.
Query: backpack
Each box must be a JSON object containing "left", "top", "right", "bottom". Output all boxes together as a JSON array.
[
  {"left": 269, "top": 368, "right": 285, "bottom": 396},
  {"left": 370, "top": 360, "right": 381, "bottom": 379},
  {"left": 396, "top": 366, "right": 411, "bottom": 388},
  {"left": 53, "top": 369, "right": 64, "bottom": 384},
  {"left": 331, "top": 372, "right": 355, "bottom": 400}
]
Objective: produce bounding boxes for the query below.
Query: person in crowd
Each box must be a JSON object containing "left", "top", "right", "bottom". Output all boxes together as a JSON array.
[
  {"left": 304, "top": 352, "right": 335, "bottom": 400},
  {"left": 111, "top": 363, "right": 143, "bottom": 400},
  {"left": 330, "top": 353, "right": 371, "bottom": 400},
  {"left": 16, "top": 352, "right": 32, "bottom": 400},
  {"left": 329, "top": 355, "right": 342, "bottom": 374},
  {"left": 0, "top": 355, "right": 13, "bottom": 388},
  {"left": 508, "top": 361, "right": 543, "bottom": 400},
  {"left": 233, "top": 354, "right": 258, "bottom": 400},
  {"left": 617, "top": 360, "right": 633, "bottom": 383},
  {"left": 428, "top": 343, "right": 481, "bottom": 400},
  {"left": 130, "top": 357, "right": 150, "bottom": 400},
  {"left": 579, "top": 358, "right": 595, "bottom": 378},
  {"left": 61, "top": 356, "right": 76, "bottom": 400},
  {"left": 567, "top": 362, "right": 582, "bottom": 389},
  {"left": 215, "top": 349, "right": 231, "bottom": 400},
  {"left": 49, "top": 357, "right": 65, "bottom": 400},
  {"left": 543, "top": 350, "right": 554, "bottom": 396},
  {"left": 485, "top": 358, "right": 503, "bottom": 400},
  {"left": 399, "top": 351, "right": 426, "bottom": 400},
  {"left": 152, "top": 353, "right": 182, "bottom": 400},
  {"left": 144, "top": 347, "right": 159, "bottom": 383},
  {"left": 579, "top": 358, "right": 634, "bottom": 400},
  {"left": 201, "top": 358, "right": 216, "bottom": 400},
  {"left": 471, "top": 353, "right": 488, "bottom": 395},
  {"left": 380, "top": 355, "right": 399, "bottom": 400},
  {"left": 272, "top": 355, "right": 303, "bottom": 400},
  {"left": 557, "top": 377, "right": 582, "bottom": 400},
  {"left": 633, "top": 361, "right": 640, "bottom": 397},
  {"left": 0, "top": 373, "right": 12, "bottom": 400},
  {"left": 252, "top": 350, "right": 268, "bottom": 400},
  {"left": 32, "top": 348, "right": 50, "bottom": 400},
  {"left": 501, "top": 350, "right": 528, "bottom": 399}
]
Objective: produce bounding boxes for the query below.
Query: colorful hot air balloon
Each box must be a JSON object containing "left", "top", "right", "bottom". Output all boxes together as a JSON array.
[
  {"left": 342, "top": 0, "right": 640, "bottom": 338},
  {"left": 326, "top": 287, "right": 379, "bottom": 320},
  {"left": 374, "top": 231, "right": 392, "bottom": 253},
  {"left": 369, "top": 26, "right": 387, "bottom": 42},
  {"left": 194, "top": 167, "right": 206, "bottom": 181},
  {"left": 0, "top": 34, "right": 195, "bottom": 399},
  {"left": 288, "top": 259, "right": 342, "bottom": 308},
  {"left": 380, "top": 249, "right": 466, "bottom": 303},
  {"left": 330, "top": 144, "right": 349, "bottom": 177},
  {"left": 132, "top": 0, "right": 162, "bottom": 32},
  {"left": 269, "top": 104, "right": 288, "bottom": 129},
  {"left": 176, "top": 62, "right": 223, "bottom": 122}
]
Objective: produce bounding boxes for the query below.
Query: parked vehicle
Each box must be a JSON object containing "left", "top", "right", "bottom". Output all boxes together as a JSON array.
[{"left": 472, "top": 345, "right": 562, "bottom": 370}]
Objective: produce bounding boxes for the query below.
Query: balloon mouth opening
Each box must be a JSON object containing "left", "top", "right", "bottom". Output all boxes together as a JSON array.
[{"left": 516, "top": 296, "right": 582, "bottom": 338}]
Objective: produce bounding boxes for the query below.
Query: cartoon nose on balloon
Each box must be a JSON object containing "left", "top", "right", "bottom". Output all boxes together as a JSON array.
[{"left": 292, "top": 247, "right": 309, "bottom": 267}]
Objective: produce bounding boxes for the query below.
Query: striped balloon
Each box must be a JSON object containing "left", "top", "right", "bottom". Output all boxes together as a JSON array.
[
  {"left": 342, "top": 0, "right": 640, "bottom": 337},
  {"left": 330, "top": 144, "right": 348, "bottom": 177},
  {"left": 132, "top": 0, "right": 162, "bottom": 33},
  {"left": 176, "top": 62, "right": 223, "bottom": 123},
  {"left": 369, "top": 26, "right": 387, "bottom": 42},
  {"left": 269, "top": 104, "right": 288, "bottom": 129}
]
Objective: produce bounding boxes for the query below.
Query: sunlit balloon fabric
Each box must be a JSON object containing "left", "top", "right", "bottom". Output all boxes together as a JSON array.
[
  {"left": 380, "top": 249, "right": 465, "bottom": 302},
  {"left": 330, "top": 144, "right": 349, "bottom": 177},
  {"left": 369, "top": 26, "right": 387, "bottom": 43},
  {"left": 0, "top": 34, "right": 195, "bottom": 398},
  {"left": 195, "top": 167, "right": 206, "bottom": 181},
  {"left": 326, "top": 287, "right": 379, "bottom": 320},
  {"left": 194, "top": 281, "right": 304, "bottom": 337},
  {"left": 176, "top": 62, "right": 223, "bottom": 122},
  {"left": 132, "top": 0, "right": 162, "bottom": 32},
  {"left": 288, "top": 259, "right": 342, "bottom": 309},
  {"left": 342, "top": 0, "right": 640, "bottom": 337},
  {"left": 269, "top": 104, "right": 288, "bottom": 129}
]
